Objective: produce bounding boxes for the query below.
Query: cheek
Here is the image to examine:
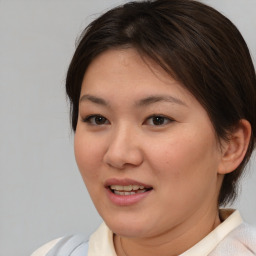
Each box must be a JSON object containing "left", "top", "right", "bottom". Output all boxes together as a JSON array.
[
  {"left": 147, "top": 128, "right": 220, "bottom": 188},
  {"left": 147, "top": 132, "right": 220, "bottom": 219},
  {"left": 74, "top": 130, "right": 104, "bottom": 183}
]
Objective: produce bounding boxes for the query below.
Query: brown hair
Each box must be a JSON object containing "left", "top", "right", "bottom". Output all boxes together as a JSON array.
[{"left": 66, "top": 0, "right": 256, "bottom": 205}]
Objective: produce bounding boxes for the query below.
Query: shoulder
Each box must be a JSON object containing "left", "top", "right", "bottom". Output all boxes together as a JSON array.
[
  {"left": 31, "top": 238, "right": 62, "bottom": 256},
  {"left": 211, "top": 223, "right": 256, "bottom": 255},
  {"left": 31, "top": 235, "right": 89, "bottom": 256}
]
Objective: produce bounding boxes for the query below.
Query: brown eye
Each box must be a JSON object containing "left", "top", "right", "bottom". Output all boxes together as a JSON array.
[
  {"left": 83, "top": 115, "right": 110, "bottom": 125},
  {"left": 145, "top": 115, "right": 173, "bottom": 126},
  {"left": 94, "top": 116, "right": 107, "bottom": 125},
  {"left": 152, "top": 116, "right": 165, "bottom": 125}
]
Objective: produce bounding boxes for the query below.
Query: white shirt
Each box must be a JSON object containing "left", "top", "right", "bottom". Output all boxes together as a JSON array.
[{"left": 32, "top": 209, "right": 256, "bottom": 256}]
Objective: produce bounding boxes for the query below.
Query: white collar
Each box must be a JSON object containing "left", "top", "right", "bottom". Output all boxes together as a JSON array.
[
  {"left": 180, "top": 209, "right": 242, "bottom": 256},
  {"left": 88, "top": 209, "right": 243, "bottom": 256}
]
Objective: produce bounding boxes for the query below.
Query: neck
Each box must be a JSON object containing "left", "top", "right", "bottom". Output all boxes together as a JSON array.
[{"left": 114, "top": 207, "right": 221, "bottom": 256}]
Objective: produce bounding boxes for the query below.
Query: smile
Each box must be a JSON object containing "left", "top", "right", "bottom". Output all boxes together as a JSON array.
[
  {"left": 105, "top": 179, "right": 153, "bottom": 206},
  {"left": 109, "top": 185, "right": 151, "bottom": 195}
]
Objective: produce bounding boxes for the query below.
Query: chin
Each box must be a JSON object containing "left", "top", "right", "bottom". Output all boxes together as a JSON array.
[{"left": 104, "top": 215, "right": 151, "bottom": 238}]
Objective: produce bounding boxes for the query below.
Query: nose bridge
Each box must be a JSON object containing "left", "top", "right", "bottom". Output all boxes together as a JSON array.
[
  {"left": 103, "top": 122, "right": 143, "bottom": 169},
  {"left": 112, "top": 122, "right": 132, "bottom": 146}
]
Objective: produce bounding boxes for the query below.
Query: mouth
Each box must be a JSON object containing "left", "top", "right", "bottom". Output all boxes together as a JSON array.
[
  {"left": 109, "top": 184, "right": 153, "bottom": 195},
  {"left": 104, "top": 178, "right": 153, "bottom": 205}
]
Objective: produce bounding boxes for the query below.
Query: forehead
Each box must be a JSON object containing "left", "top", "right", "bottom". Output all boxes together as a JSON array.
[{"left": 81, "top": 48, "right": 193, "bottom": 103}]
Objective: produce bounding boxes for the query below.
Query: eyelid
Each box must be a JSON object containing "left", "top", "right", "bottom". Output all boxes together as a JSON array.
[
  {"left": 144, "top": 114, "right": 174, "bottom": 126},
  {"left": 82, "top": 114, "right": 110, "bottom": 125}
]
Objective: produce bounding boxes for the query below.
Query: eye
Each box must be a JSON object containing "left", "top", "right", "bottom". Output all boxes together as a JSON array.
[
  {"left": 145, "top": 115, "right": 173, "bottom": 126},
  {"left": 82, "top": 115, "right": 110, "bottom": 125}
]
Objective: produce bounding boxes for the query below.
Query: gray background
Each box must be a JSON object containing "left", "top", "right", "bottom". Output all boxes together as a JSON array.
[{"left": 0, "top": 1, "right": 255, "bottom": 255}]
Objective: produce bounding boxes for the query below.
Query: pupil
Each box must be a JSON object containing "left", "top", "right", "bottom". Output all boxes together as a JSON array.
[
  {"left": 95, "top": 116, "right": 106, "bottom": 124},
  {"left": 153, "top": 116, "right": 164, "bottom": 125}
]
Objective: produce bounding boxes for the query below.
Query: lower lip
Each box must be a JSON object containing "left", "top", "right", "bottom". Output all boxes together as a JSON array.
[{"left": 106, "top": 188, "right": 152, "bottom": 206}]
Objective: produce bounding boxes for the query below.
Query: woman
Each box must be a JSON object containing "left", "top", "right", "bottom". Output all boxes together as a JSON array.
[{"left": 32, "top": 0, "right": 256, "bottom": 255}]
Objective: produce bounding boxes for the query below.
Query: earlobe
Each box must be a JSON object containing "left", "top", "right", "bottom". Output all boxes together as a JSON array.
[{"left": 218, "top": 119, "right": 251, "bottom": 174}]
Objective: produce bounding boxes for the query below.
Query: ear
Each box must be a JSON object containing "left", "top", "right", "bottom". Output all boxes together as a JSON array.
[{"left": 218, "top": 119, "right": 252, "bottom": 174}]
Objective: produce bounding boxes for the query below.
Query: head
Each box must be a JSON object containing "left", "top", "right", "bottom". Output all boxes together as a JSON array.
[{"left": 66, "top": 0, "right": 256, "bottom": 208}]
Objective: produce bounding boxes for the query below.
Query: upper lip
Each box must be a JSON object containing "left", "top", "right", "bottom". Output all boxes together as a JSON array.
[{"left": 104, "top": 178, "right": 152, "bottom": 188}]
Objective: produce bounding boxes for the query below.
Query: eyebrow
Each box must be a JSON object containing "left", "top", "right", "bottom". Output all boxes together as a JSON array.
[
  {"left": 136, "top": 95, "right": 187, "bottom": 107},
  {"left": 79, "top": 94, "right": 187, "bottom": 107},
  {"left": 79, "top": 94, "right": 109, "bottom": 106}
]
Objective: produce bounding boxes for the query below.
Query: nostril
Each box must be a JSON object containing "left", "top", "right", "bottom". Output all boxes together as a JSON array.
[
  {"left": 103, "top": 150, "right": 143, "bottom": 169},
  {"left": 103, "top": 131, "right": 144, "bottom": 169}
]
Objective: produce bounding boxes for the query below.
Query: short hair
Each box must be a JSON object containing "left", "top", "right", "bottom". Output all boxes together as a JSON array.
[{"left": 66, "top": 0, "right": 256, "bottom": 205}]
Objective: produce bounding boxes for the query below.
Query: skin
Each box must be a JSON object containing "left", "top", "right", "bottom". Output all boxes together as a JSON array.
[{"left": 74, "top": 48, "right": 251, "bottom": 256}]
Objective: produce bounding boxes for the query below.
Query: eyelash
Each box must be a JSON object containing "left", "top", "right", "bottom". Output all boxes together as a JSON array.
[
  {"left": 144, "top": 115, "right": 174, "bottom": 126},
  {"left": 82, "top": 114, "right": 110, "bottom": 125},
  {"left": 82, "top": 114, "right": 174, "bottom": 126}
]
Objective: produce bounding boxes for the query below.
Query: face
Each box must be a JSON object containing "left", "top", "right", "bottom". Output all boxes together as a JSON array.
[{"left": 75, "top": 48, "right": 224, "bottom": 239}]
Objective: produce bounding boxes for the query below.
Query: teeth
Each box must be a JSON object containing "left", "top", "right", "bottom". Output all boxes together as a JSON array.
[
  {"left": 110, "top": 185, "right": 145, "bottom": 191},
  {"left": 114, "top": 191, "right": 136, "bottom": 195},
  {"left": 137, "top": 189, "right": 146, "bottom": 193},
  {"left": 115, "top": 185, "right": 124, "bottom": 191},
  {"left": 131, "top": 185, "right": 140, "bottom": 190},
  {"left": 124, "top": 185, "right": 132, "bottom": 191}
]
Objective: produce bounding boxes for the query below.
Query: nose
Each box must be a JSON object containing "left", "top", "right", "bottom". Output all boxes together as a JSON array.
[{"left": 103, "top": 125, "right": 143, "bottom": 169}]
